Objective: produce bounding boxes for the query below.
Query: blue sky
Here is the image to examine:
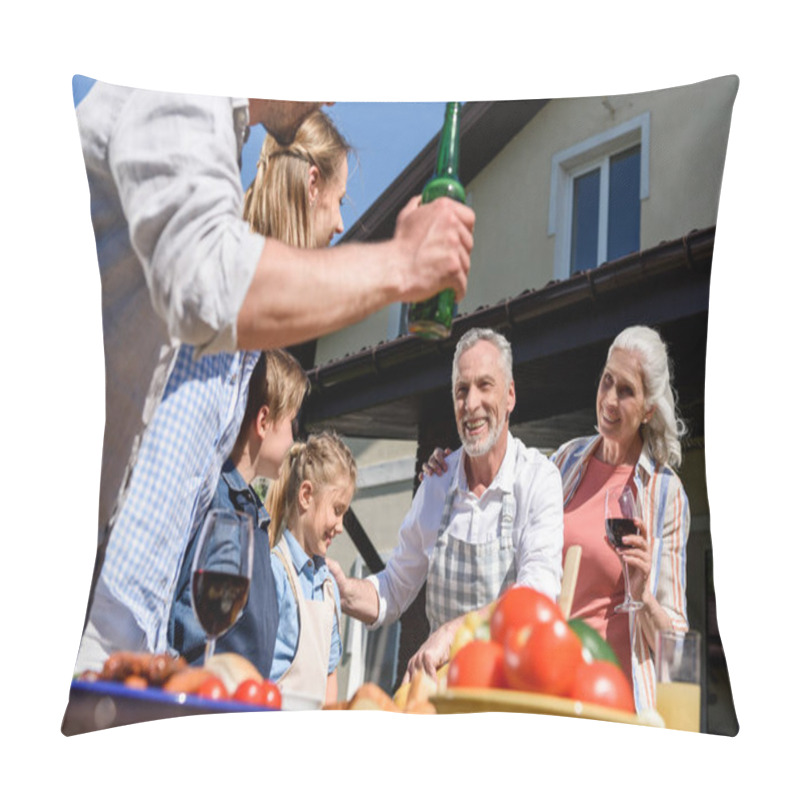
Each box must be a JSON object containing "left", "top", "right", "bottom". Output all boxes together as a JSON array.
[{"left": 72, "top": 76, "right": 445, "bottom": 242}]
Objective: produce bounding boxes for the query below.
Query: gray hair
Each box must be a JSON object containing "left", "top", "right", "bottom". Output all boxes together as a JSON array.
[
  {"left": 608, "top": 325, "right": 687, "bottom": 469},
  {"left": 452, "top": 328, "right": 514, "bottom": 392}
]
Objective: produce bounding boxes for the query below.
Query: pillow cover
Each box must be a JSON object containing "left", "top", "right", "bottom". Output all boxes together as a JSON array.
[{"left": 62, "top": 75, "right": 738, "bottom": 738}]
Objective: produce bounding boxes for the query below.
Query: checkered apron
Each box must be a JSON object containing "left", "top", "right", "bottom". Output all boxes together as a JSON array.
[{"left": 425, "top": 480, "right": 517, "bottom": 632}]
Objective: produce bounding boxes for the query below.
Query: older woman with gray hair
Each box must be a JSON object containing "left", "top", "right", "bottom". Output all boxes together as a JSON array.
[{"left": 550, "top": 325, "right": 690, "bottom": 712}]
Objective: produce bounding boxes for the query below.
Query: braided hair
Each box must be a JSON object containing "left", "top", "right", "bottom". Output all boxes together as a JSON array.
[{"left": 265, "top": 431, "right": 357, "bottom": 546}]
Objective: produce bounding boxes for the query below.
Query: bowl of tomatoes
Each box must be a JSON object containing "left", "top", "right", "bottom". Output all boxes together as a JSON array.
[{"left": 431, "top": 586, "right": 645, "bottom": 725}]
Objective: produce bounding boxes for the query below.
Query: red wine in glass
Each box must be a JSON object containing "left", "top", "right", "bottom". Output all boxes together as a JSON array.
[
  {"left": 604, "top": 485, "right": 643, "bottom": 612},
  {"left": 192, "top": 570, "right": 250, "bottom": 638},
  {"left": 190, "top": 508, "right": 254, "bottom": 664},
  {"left": 605, "top": 517, "right": 638, "bottom": 549}
]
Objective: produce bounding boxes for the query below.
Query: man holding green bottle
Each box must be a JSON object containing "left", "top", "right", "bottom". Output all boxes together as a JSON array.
[{"left": 407, "top": 101, "right": 466, "bottom": 339}]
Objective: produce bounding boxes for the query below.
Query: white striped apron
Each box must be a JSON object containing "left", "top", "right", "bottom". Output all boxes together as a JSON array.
[{"left": 425, "top": 479, "right": 517, "bottom": 632}]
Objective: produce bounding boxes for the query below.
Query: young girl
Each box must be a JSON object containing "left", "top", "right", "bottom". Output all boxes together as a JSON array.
[{"left": 266, "top": 432, "right": 357, "bottom": 706}]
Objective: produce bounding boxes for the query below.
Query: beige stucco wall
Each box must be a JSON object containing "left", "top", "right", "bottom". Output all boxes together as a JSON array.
[
  {"left": 325, "top": 437, "right": 418, "bottom": 576},
  {"left": 315, "top": 75, "right": 737, "bottom": 367}
]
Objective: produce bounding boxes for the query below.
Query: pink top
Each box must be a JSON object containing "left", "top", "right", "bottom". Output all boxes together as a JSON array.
[{"left": 563, "top": 456, "right": 636, "bottom": 681}]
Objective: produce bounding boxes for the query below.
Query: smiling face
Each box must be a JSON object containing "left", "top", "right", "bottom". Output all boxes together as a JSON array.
[
  {"left": 297, "top": 477, "right": 354, "bottom": 559},
  {"left": 453, "top": 340, "right": 516, "bottom": 459},
  {"left": 596, "top": 348, "right": 653, "bottom": 451},
  {"left": 310, "top": 156, "right": 348, "bottom": 248}
]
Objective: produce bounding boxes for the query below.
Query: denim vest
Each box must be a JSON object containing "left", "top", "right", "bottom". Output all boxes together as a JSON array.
[{"left": 167, "top": 459, "right": 279, "bottom": 678}]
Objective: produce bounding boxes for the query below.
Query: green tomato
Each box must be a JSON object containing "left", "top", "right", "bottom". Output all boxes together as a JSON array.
[{"left": 568, "top": 619, "right": 621, "bottom": 668}]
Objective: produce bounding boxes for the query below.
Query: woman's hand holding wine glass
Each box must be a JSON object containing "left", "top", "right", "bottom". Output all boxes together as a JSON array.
[
  {"left": 190, "top": 509, "right": 254, "bottom": 665},
  {"left": 604, "top": 486, "right": 646, "bottom": 613},
  {"left": 619, "top": 520, "right": 652, "bottom": 603}
]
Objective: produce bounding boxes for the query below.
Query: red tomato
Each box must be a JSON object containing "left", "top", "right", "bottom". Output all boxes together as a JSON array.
[
  {"left": 502, "top": 625, "right": 533, "bottom": 691},
  {"left": 233, "top": 678, "right": 267, "bottom": 705},
  {"left": 448, "top": 639, "right": 507, "bottom": 689},
  {"left": 503, "top": 617, "right": 583, "bottom": 697},
  {"left": 261, "top": 680, "right": 282, "bottom": 710},
  {"left": 490, "top": 586, "right": 562, "bottom": 645},
  {"left": 195, "top": 676, "right": 229, "bottom": 701},
  {"left": 570, "top": 660, "right": 635, "bottom": 713}
]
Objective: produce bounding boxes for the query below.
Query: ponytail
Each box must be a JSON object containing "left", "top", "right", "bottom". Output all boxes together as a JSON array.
[
  {"left": 242, "top": 109, "right": 351, "bottom": 249},
  {"left": 265, "top": 431, "right": 357, "bottom": 547},
  {"left": 265, "top": 442, "right": 305, "bottom": 546}
]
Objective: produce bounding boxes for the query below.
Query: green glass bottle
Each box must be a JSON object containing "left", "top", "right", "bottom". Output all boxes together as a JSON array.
[{"left": 407, "top": 101, "right": 466, "bottom": 339}]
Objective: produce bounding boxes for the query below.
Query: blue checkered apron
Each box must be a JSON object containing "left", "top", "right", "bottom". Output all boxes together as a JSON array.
[{"left": 425, "top": 479, "right": 517, "bottom": 632}]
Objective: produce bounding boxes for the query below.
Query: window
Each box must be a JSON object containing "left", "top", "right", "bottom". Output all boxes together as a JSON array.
[{"left": 549, "top": 113, "right": 650, "bottom": 279}]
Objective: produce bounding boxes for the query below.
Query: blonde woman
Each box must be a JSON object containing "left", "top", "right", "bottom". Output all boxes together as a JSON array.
[{"left": 266, "top": 433, "right": 357, "bottom": 706}]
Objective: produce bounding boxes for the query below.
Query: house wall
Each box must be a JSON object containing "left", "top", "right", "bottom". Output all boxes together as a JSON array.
[{"left": 325, "top": 437, "right": 418, "bottom": 578}]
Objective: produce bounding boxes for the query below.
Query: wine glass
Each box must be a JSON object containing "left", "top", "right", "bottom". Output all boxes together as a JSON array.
[
  {"left": 604, "top": 485, "right": 644, "bottom": 613},
  {"left": 190, "top": 508, "right": 254, "bottom": 664}
]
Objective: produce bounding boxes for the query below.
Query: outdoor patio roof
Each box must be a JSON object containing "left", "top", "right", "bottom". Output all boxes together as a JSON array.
[{"left": 300, "top": 226, "right": 714, "bottom": 450}]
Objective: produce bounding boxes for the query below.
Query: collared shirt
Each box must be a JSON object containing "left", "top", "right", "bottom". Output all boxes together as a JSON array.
[
  {"left": 99, "top": 346, "right": 259, "bottom": 654},
  {"left": 367, "top": 433, "right": 564, "bottom": 628},
  {"left": 551, "top": 435, "right": 690, "bottom": 711},
  {"left": 270, "top": 531, "right": 343, "bottom": 681},
  {"left": 167, "top": 458, "right": 279, "bottom": 677},
  {"left": 76, "top": 80, "right": 265, "bottom": 537}
]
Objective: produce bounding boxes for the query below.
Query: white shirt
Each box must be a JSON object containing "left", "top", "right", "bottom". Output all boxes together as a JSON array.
[
  {"left": 368, "top": 433, "right": 564, "bottom": 628},
  {"left": 77, "top": 81, "right": 265, "bottom": 536}
]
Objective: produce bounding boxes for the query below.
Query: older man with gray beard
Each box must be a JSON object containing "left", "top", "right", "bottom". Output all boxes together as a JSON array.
[{"left": 328, "top": 328, "right": 563, "bottom": 682}]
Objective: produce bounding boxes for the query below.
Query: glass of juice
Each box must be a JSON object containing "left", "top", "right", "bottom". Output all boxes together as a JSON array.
[{"left": 655, "top": 629, "right": 701, "bottom": 732}]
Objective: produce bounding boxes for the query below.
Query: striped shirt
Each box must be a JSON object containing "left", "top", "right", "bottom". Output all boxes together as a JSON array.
[{"left": 551, "top": 435, "right": 690, "bottom": 711}]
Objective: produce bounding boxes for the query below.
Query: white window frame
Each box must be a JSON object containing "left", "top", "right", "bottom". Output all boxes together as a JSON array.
[{"left": 548, "top": 112, "right": 650, "bottom": 280}]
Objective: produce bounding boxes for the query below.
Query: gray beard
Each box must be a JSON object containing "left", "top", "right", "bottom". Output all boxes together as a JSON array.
[{"left": 460, "top": 421, "right": 501, "bottom": 458}]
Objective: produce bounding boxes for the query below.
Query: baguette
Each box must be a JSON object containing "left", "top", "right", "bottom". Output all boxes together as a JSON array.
[
  {"left": 347, "top": 683, "right": 401, "bottom": 712},
  {"left": 406, "top": 669, "right": 437, "bottom": 707},
  {"left": 204, "top": 653, "right": 263, "bottom": 694},
  {"left": 161, "top": 667, "right": 217, "bottom": 695},
  {"left": 404, "top": 699, "right": 437, "bottom": 714}
]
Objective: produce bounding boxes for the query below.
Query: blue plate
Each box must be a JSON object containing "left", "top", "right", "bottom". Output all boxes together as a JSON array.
[{"left": 62, "top": 679, "right": 273, "bottom": 736}]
